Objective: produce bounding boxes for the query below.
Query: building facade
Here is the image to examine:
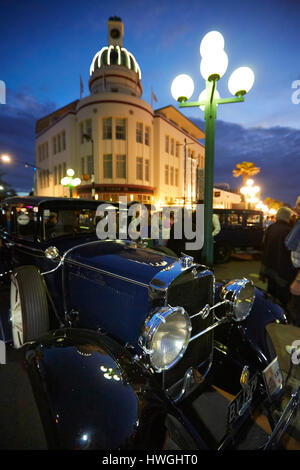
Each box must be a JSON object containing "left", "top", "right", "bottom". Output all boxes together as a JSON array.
[{"left": 35, "top": 17, "right": 205, "bottom": 207}]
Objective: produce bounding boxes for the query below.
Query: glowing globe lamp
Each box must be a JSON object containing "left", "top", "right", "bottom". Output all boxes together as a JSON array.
[
  {"left": 228, "top": 67, "right": 255, "bottom": 96},
  {"left": 200, "top": 49, "right": 228, "bottom": 81},
  {"left": 200, "top": 31, "right": 225, "bottom": 58},
  {"left": 198, "top": 88, "right": 220, "bottom": 111},
  {"left": 171, "top": 74, "right": 194, "bottom": 102}
]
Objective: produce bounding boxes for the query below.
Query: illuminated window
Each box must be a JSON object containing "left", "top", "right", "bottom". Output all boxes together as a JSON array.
[
  {"left": 170, "top": 138, "right": 174, "bottom": 155},
  {"left": 145, "top": 126, "right": 150, "bottom": 146},
  {"left": 86, "top": 119, "right": 92, "bottom": 138},
  {"left": 62, "top": 131, "right": 66, "bottom": 151},
  {"left": 136, "top": 122, "right": 143, "bottom": 143},
  {"left": 103, "top": 118, "right": 112, "bottom": 140},
  {"left": 116, "top": 118, "right": 126, "bottom": 140},
  {"left": 136, "top": 157, "right": 143, "bottom": 180},
  {"left": 87, "top": 155, "right": 94, "bottom": 175},
  {"left": 170, "top": 166, "right": 174, "bottom": 185},
  {"left": 53, "top": 137, "right": 57, "bottom": 155},
  {"left": 165, "top": 136, "right": 169, "bottom": 153},
  {"left": 103, "top": 154, "right": 113, "bottom": 179},
  {"left": 145, "top": 159, "right": 150, "bottom": 181},
  {"left": 165, "top": 165, "right": 169, "bottom": 185},
  {"left": 116, "top": 155, "right": 126, "bottom": 178}
]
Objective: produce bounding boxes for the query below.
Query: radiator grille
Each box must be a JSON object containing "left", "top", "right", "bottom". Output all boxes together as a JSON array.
[{"left": 163, "top": 269, "right": 214, "bottom": 390}]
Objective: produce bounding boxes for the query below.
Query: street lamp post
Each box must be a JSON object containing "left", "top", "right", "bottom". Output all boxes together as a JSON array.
[
  {"left": 1, "top": 153, "right": 41, "bottom": 194},
  {"left": 83, "top": 134, "right": 95, "bottom": 200},
  {"left": 61, "top": 169, "right": 81, "bottom": 198},
  {"left": 171, "top": 31, "right": 254, "bottom": 267},
  {"left": 240, "top": 179, "right": 260, "bottom": 209}
]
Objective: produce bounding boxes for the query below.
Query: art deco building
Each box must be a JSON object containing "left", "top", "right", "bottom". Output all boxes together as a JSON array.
[{"left": 35, "top": 17, "right": 205, "bottom": 206}]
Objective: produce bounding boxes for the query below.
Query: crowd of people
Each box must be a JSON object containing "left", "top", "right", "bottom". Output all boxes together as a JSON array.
[{"left": 260, "top": 196, "right": 300, "bottom": 326}]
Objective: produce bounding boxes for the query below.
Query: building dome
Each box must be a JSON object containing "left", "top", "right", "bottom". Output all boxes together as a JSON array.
[
  {"left": 88, "top": 17, "right": 142, "bottom": 97},
  {"left": 89, "top": 45, "right": 141, "bottom": 79}
]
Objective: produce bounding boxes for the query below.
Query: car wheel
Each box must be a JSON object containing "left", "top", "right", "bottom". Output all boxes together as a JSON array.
[
  {"left": 214, "top": 242, "right": 232, "bottom": 263},
  {"left": 10, "top": 266, "right": 50, "bottom": 349}
]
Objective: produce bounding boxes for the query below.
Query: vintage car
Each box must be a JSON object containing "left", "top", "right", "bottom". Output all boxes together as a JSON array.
[
  {"left": 213, "top": 209, "right": 264, "bottom": 263},
  {"left": 0, "top": 196, "right": 299, "bottom": 450}
]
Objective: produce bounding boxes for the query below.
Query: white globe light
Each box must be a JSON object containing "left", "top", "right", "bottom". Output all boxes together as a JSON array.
[
  {"left": 171, "top": 74, "right": 194, "bottom": 101},
  {"left": 72, "top": 178, "right": 81, "bottom": 186},
  {"left": 198, "top": 88, "right": 220, "bottom": 111},
  {"left": 200, "top": 49, "right": 228, "bottom": 80},
  {"left": 61, "top": 176, "right": 71, "bottom": 186},
  {"left": 200, "top": 31, "right": 225, "bottom": 58},
  {"left": 67, "top": 168, "right": 75, "bottom": 177},
  {"left": 228, "top": 67, "right": 255, "bottom": 96}
]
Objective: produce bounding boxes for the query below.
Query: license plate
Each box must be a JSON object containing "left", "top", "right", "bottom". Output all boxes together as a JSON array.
[
  {"left": 227, "top": 373, "right": 258, "bottom": 426},
  {"left": 262, "top": 357, "right": 283, "bottom": 399}
]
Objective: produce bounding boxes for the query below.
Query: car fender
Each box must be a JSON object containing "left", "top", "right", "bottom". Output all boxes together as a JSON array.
[
  {"left": 212, "top": 284, "right": 287, "bottom": 394},
  {"left": 23, "top": 328, "right": 198, "bottom": 450}
]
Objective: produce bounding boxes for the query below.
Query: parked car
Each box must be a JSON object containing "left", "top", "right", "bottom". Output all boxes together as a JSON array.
[
  {"left": 213, "top": 209, "right": 264, "bottom": 263},
  {"left": 0, "top": 196, "right": 299, "bottom": 450}
]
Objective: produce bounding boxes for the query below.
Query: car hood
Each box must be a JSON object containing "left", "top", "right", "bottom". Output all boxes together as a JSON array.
[{"left": 64, "top": 240, "right": 178, "bottom": 286}]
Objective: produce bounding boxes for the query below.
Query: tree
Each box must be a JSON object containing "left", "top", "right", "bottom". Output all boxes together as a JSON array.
[
  {"left": 232, "top": 161, "right": 261, "bottom": 185},
  {"left": 263, "top": 197, "right": 284, "bottom": 212}
]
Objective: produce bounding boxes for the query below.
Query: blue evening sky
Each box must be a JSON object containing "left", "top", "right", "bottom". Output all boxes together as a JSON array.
[{"left": 0, "top": 0, "right": 299, "bottom": 203}]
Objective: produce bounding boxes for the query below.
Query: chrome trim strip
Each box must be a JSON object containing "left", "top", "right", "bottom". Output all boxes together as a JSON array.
[{"left": 65, "top": 258, "right": 150, "bottom": 289}]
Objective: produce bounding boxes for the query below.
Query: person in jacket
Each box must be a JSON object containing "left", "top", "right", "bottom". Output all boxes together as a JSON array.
[
  {"left": 285, "top": 197, "right": 300, "bottom": 325},
  {"left": 260, "top": 207, "right": 297, "bottom": 318}
]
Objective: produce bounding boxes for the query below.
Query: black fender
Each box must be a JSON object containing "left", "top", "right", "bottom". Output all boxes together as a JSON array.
[
  {"left": 212, "top": 285, "right": 286, "bottom": 396},
  {"left": 23, "top": 328, "right": 201, "bottom": 450}
]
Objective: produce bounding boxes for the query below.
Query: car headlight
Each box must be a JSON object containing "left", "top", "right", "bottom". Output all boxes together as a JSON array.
[
  {"left": 139, "top": 306, "right": 192, "bottom": 372},
  {"left": 220, "top": 278, "right": 255, "bottom": 322}
]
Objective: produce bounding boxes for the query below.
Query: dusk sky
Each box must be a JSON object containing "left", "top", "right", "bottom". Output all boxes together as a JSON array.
[{"left": 0, "top": 0, "right": 299, "bottom": 204}]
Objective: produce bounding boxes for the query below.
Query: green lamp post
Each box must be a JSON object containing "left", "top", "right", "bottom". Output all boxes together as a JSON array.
[
  {"left": 61, "top": 168, "right": 81, "bottom": 198},
  {"left": 171, "top": 31, "right": 255, "bottom": 267}
]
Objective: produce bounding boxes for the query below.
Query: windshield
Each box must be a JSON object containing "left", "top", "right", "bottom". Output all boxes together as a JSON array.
[{"left": 42, "top": 208, "right": 98, "bottom": 241}]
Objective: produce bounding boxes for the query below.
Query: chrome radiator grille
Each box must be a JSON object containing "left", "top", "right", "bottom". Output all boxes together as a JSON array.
[{"left": 163, "top": 269, "right": 214, "bottom": 390}]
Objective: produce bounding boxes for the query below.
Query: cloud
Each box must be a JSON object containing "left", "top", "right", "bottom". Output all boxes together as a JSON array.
[
  {"left": 0, "top": 90, "right": 56, "bottom": 192},
  {"left": 191, "top": 117, "right": 300, "bottom": 205}
]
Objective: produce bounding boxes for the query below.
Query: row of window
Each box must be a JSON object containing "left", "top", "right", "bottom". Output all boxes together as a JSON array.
[
  {"left": 165, "top": 136, "right": 180, "bottom": 156},
  {"left": 53, "top": 131, "right": 66, "bottom": 155},
  {"left": 164, "top": 165, "right": 179, "bottom": 187},
  {"left": 53, "top": 162, "right": 67, "bottom": 186},
  {"left": 99, "top": 118, "right": 151, "bottom": 144},
  {"left": 136, "top": 122, "right": 150, "bottom": 145},
  {"left": 102, "top": 155, "right": 150, "bottom": 182},
  {"left": 38, "top": 169, "right": 50, "bottom": 188},
  {"left": 37, "top": 142, "right": 49, "bottom": 161}
]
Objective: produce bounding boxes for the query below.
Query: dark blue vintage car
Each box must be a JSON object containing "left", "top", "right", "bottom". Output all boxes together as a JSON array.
[
  {"left": 0, "top": 196, "right": 299, "bottom": 450},
  {"left": 213, "top": 209, "right": 264, "bottom": 263}
]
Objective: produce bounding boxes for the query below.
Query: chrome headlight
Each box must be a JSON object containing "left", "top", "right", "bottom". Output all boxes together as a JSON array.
[
  {"left": 220, "top": 278, "right": 255, "bottom": 322},
  {"left": 139, "top": 306, "right": 192, "bottom": 372}
]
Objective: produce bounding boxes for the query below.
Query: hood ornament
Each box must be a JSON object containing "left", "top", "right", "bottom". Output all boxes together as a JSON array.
[{"left": 180, "top": 253, "right": 194, "bottom": 270}]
